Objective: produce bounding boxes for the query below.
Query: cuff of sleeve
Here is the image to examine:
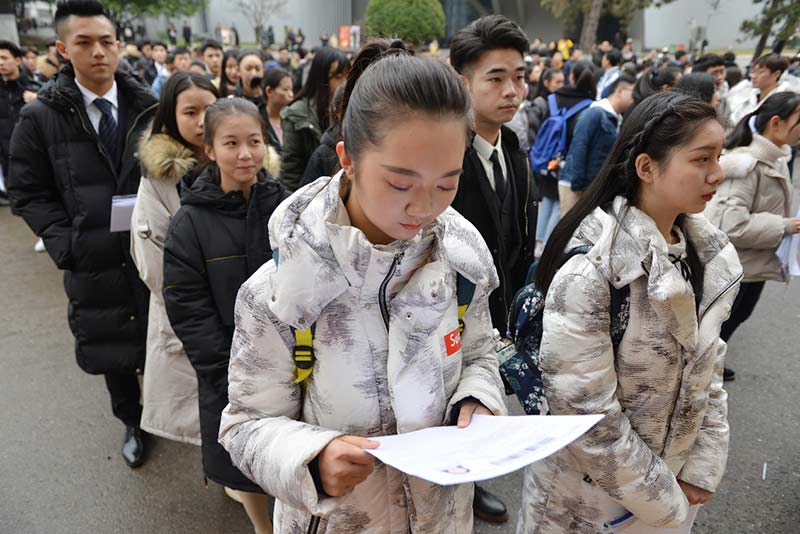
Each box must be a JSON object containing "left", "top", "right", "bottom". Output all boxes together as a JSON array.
[{"left": 784, "top": 218, "right": 794, "bottom": 236}]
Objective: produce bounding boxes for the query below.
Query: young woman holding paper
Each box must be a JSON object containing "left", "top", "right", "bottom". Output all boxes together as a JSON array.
[
  {"left": 218, "top": 40, "right": 507, "bottom": 533},
  {"left": 704, "top": 91, "right": 800, "bottom": 381},
  {"left": 516, "top": 92, "right": 743, "bottom": 533}
]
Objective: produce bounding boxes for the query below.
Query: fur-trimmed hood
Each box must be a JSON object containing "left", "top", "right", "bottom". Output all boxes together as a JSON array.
[
  {"left": 138, "top": 128, "right": 282, "bottom": 183},
  {"left": 138, "top": 131, "right": 197, "bottom": 183}
]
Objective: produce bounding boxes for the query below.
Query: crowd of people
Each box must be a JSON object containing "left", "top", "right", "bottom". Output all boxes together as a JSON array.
[{"left": 1, "top": 0, "right": 799, "bottom": 533}]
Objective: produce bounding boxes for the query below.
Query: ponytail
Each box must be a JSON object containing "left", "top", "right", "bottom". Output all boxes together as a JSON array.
[
  {"left": 570, "top": 60, "right": 597, "bottom": 96},
  {"left": 337, "top": 39, "right": 412, "bottom": 127},
  {"left": 725, "top": 91, "right": 800, "bottom": 149}
]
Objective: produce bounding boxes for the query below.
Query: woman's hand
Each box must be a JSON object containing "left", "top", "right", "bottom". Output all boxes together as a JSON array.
[
  {"left": 317, "top": 436, "right": 379, "bottom": 497},
  {"left": 457, "top": 400, "right": 493, "bottom": 428},
  {"left": 678, "top": 480, "right": 713, "bottom": 505},
  {"left": 789, "top": 218, "right": 800, "bottom": 234}
]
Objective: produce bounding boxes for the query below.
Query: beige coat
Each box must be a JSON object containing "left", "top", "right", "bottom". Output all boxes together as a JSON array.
[
  {"left": 131, "top": 133, "right": 202, "bottom": 445},
  {"left": 704, "top": 133, "right": 793, "bottom": 282},
  {"left": 517, "top": 197, "right": 742, "bottom": 533}
]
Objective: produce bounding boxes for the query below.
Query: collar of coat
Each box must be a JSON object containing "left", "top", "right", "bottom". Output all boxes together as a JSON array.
[
  {"left": 267, "top": 171, "right": 499, "bottom": 329},
  {"left": 39, "top": 62, "right": 157, "bottom": 119},
  {"left": 569, "top": 196, "right": 743, "bottom": 351}
]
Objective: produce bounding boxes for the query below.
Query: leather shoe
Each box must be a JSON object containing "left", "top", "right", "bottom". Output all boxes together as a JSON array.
[
  {"left": 473, "top": 484, "right": 508, "bottom": 523},
  {"left": 723, "top": 367, "right": 735, "bottom": 381},
  {"left": 122, "top": 425, "right": 145, "bottom": 468}
]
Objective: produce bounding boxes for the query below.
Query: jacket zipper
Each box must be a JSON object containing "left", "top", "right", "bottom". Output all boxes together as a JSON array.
[
  {"left": 379, "top": 252, "right": 404, "bottom": 331},
  {"left": 661, "top": 270, "right": 743, "bottom": 455},
  {"left": 306, "top": 515, "right": 320, "bottom": 534}
]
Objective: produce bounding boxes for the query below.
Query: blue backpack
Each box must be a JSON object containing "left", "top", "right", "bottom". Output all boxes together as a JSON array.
[
  {"left": 500, "top": 245, "right": 630, "bottom": 415},
  {"left": 529, "top": 94, "right": 593, "bottom": 177}
]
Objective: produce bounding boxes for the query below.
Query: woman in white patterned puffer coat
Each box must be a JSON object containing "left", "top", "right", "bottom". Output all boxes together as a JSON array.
[
  {"left": 517, "top": 93, "right": 743, "bottom": 533},
  {"left": 219, "top": 44, "right": 507, "bottom": 534}
]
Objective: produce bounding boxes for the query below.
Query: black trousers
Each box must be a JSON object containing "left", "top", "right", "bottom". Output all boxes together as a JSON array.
[
  {"left": 104, "top": 373, "right": 142, "bottom": 427},
  {"left": 720, "top": 281, "right": 766, "bottom": 342}
]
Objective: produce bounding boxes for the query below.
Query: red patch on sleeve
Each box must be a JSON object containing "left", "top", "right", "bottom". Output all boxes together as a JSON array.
[{"left": 444, "top": 327, "right": 462, "bottom": 356}]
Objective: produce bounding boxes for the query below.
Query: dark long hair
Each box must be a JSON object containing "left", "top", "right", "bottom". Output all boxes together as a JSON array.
[
  {"left": 150, "top": 71, "right": 220, "bottom": 147},
  {"left": 534, "top": 67, "right": 562, "bottom": 100},
  {"left": 675, "top": 73, "right": 715, "bottom": 104},
  {"left": 726, "top": 91, "right": 800, "bottom": 149},
  {"left": 339, "top": 38, "right": 470, "bottom": 162},
  {"left": 569, "top": 60, "right": 597, "bottom": 96},
  {"left": 218, "top": 49, "right": 239, "bottom": 97},
  {"left": 292, "top": 46, "right": 351, "bottom": 131},
  {"left": 535, "top": 92, "right": 719, "bottom": 305},
  {"left": 261, "top": 67, "right": 292, "bottom": 103},
  {"left": 632, "top": 65, "right": 681, "bottom": 108}
]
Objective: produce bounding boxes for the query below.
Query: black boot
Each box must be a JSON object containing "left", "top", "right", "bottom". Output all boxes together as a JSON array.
[
  {"left": 723, "top": 367, "right": 735, "bottom": 381},
  {"left": 121, "top": 424, "right": 145, "bottom": 468},
  {"left": 473, "top": 484, "right": 508, "bottom": 523}
]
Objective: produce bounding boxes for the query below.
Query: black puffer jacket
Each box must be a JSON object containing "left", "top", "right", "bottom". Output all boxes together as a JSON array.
[
  {"left": 8, "top": 64, "right": 157, "bottom": 375},
  {"left": 451, "top": 126, "right": 537, "bottom": 336},
  {"left": 163, "top": 167, "right": 287, "bottom": 491},
  {"left": 300, "top": 123, "right": 339, "bottom": 188},
  {"left": 0, "top": 72, "right": 39, "bottom": 176}
]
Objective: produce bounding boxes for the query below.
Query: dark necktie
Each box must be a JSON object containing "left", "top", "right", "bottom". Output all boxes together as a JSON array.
[
  {"left": 490, "top": 149, "right": 507, "bottom": 201},
  {"left": 94, "top": 97, "right": 120, "bottom": 167}
]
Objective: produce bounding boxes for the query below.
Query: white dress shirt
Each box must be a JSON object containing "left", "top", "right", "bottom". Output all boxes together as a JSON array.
[
  {"left": 472, "top": 130, "right": 507, "bottom": 192},
  {"left": 74, "top": 78, "right": 119, "bottom": 133}
]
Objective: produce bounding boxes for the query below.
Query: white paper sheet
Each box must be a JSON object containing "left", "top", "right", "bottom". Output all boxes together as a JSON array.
[
  {"left": 109, "top": 194, "right": 137, "bottom": 232},
  {"left": 776, "top": 207, "right": 800, "bottom": 278},
  {"left": 606, "top": 505, "right": 700, "bottom": 533},
  {"left": 365, "top": 414, "right": 604, "bottom": 486}
]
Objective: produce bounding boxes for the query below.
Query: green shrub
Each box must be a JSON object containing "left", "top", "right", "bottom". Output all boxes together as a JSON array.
[{"left": 364, "top": 0, "right": 445, "bottom": 43}]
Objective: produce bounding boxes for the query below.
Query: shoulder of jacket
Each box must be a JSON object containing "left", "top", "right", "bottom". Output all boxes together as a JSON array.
[
  {"left": 719, "top": 152, "right": 757, "bottom": 181},
  {"left": 550, "top": 252, "right": 609, "bottom": 297},
  {"left": 439, "top": 208, "right": 499, "bottom": 290}
]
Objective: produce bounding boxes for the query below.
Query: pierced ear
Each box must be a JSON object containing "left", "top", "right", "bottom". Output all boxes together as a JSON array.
[
  {"left": 335, "top": 141, "right": 353, "bottom": 175},
  {"left": 635, "top": 153, "right": 656, "bottom": 184}
]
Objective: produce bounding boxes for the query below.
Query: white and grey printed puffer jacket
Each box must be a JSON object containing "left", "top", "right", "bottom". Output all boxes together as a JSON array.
[
  {"left": 219, "top": 172, "right": 507, "bottom": 534},
  {"left": 516, "top": 197, "right": 743, "bottom": 534}
]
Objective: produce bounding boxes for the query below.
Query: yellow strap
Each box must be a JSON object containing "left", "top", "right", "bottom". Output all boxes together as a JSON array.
[
  {"left": 294, "top": 327, "right": 314, "bottom": 384},
  {"left": 458, "top": 304, "right": 468, "bottom": 321}
]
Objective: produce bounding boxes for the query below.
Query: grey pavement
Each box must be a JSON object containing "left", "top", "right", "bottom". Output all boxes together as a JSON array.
[{"left": 1, "top": 205, "right": 798, "bottom": 534}]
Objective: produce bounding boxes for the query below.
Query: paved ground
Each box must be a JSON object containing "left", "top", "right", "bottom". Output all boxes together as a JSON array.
[{"left": 1, "top": 205, "right": 798, "bottom": 534}]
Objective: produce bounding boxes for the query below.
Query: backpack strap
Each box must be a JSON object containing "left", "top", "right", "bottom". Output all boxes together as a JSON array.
[
  {"left": 273, "top": 249, "right": 317, "bottom": 387},
  {"left": 547, "top": 93, "right": 560, "bottom": 116},
  {"left": 456, "top": 273, "right": 476, "bottom": 334},
  {"left": 564, "top": 99, "right": 593, "bottom": 121}
]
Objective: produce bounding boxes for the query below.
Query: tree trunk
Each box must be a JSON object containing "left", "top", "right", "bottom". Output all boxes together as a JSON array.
[
  {"left": 579, "top": 0, "right": 604, "bottom": 52},
  {"left": 752, "top": 0, "right": 780, "bottom": 63}
]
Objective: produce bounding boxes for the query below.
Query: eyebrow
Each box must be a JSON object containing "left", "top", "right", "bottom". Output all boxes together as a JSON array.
[
  {"left": 381, "top": 164, "right": 462, "bottom": 178},
  {"left": 689, "top": 145, "right": 720, "bottom": 152},
  {"left": 74, "top": 34, "right": 114, "bottom": 40},
  {"left": 484, "top": 65, "right": 525, "bottom": 75}
]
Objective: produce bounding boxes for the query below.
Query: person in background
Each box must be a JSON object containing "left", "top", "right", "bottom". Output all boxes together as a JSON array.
[
  {"left": 556, "top": 35, "right": 573, "bottom": 60},
  {"left": 167, "top": 22, "right": 177, "bottom": 45},
  {"left": 704, "top": 92, "right": 800, "bottom": 381},
  {"left": 151, "top": 40, "right": 168, "bottom": 77},
  {"left": 693, "top": 53, "right": 729, "bottom": 117},
  {"left": 560, "top": 75, "right": 635, "bottom": 207},
  {"left": 131, "top": 71, "right": 219, "bottom": 448},
  {"left": 676, "top": 72, "right": 719, "bottom": 108},
  {"left": 300, "top": 82, "right": 344, "bottom": 187},
  {"left": 219, "top": 40, "right": 506, "bottom": 533},
  {"left": 527, "top": 67, "right": 565, "bottom": 139},
  {"left": 519, "top": 91, "right": 738, "bottom": 534},
  {"left": 189, "top": 60, "right": 207, "bottom": 76},
  {"left": 449, "top": 16, "right": 536, "bottom": 522},
  {"left": 164, "top": 97, "right": 284, "bottom": 534},
  {"left": 134, "top": 39, "right": 158, "bottom": 85},
  {"left": 20, "top": 46, "right": 38, "bottom": 77},
  {"left": 596, "top": 48, "right": 622, "bottom": 99},
  {"left": 728, "top": 54, "right": 791, "bottom": 126},
  {"left": 234, "top": 49, "right": 265, "bottom": 106},
  {"left": 8, "top": 0, "right": 158, "bottom": 468},
  {"left": 621, "top": 38, "right": 637, "bottom": 64},
  {"left": 200, "top": 40, "right": 223, "bottom": 81},
  {"left": 182, "top": 19, "right": 191, "bottom": 45},
  {"left": 258, "top": 67, "right": 293, "bottom": 155},
  {"left": 152, "top": 46, "right": 191, "bottom": 98},
  {"left": 280, "top": 46, "right": 350, "bottom": 191},
  {"left": 562, "top": 47, "right": 581, "bottom": 82},
  {"left": 0, "top": 40, "right": 39, "bottom": 206},
  {"left": 218, "top": 49, "right": 239, "bottom": 98},
  {"left": 36, "top": 41, "right": 62, "bottom": 82},
  {"left": 525, "top": 60, "right": 543, "bottom": 102},
  {"left": 629, "top": 65, "right": 682, "bottom": 114}
]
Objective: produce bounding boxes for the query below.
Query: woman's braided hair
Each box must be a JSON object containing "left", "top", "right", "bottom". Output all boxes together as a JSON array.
[{"left": 535, "top": 92, "right": 720, "bottom": 300}]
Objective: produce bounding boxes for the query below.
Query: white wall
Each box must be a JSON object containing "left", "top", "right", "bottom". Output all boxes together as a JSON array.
[{"left": 642, "top": 0, "right": 761, "bottom": 50}]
